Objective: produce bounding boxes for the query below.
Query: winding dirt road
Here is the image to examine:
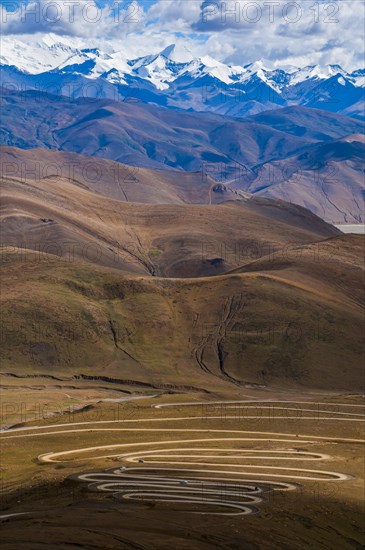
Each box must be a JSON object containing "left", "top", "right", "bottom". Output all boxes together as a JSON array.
[{"left": 1, "top": 399, "right": 363, "bottom": 517}]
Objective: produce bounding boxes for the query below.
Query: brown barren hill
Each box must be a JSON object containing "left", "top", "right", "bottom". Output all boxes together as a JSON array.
[
  {"left": 0, "top": 147, "right": 338, "bottom": 277},
  {"left": 231, "top": 135, "right": 365, "bottom": 224},
  {"left": 0, "top": 145, "right": 247, "bottom": 205},
  {"left": 0, "top": 235, "right": 363, "bottom": 392},
  {"left": 1, "top": 147, "right": 363, "bottom": 392}
]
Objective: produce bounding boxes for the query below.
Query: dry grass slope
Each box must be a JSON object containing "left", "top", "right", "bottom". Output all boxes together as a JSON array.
[{"left": 0, "top": 147, "right": 363, "bottom": 393}]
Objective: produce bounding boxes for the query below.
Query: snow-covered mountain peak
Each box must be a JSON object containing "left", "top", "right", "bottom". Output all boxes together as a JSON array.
[
  {"left": 0, "top": 35, "right": 81, "bottom": 73},
  {"left": 160, "top": 44, "right": 177, "bottom": 60},
  {"left": 0, "top": 35, "right": 358, "bottom": 86},
  {"left": 0, "top": 33, "right": 365, "bottom": 116}
]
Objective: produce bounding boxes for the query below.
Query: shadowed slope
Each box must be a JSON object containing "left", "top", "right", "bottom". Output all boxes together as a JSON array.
[
  {"left": 231, "top": 135, "right": 365, "bottom": 224},
  {"left": 1, "top": 91, "right": 363, "bottom": 171}
]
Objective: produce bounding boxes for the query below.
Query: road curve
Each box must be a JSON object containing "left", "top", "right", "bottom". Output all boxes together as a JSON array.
[{"left": 2, "top": 399, "right": 362, "bottom": 517}]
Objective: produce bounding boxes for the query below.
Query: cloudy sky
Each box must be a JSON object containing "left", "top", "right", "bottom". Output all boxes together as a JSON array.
[{"left": 1, "top": 0, "right": 364, "bottom": 69}]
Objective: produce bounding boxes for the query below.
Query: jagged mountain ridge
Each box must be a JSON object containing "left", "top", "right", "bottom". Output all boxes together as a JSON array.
[{"left": 1, "top": 35, "right": 364, "bottom": 118}]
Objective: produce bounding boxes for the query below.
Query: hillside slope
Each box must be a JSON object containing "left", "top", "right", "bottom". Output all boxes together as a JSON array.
[
  {"left": 1, "top": 147, "right": 338, "bottom": 277},
  {"left": 0, "top": 146, "right": 246, "bottom": 205},
  {"left": 1, "top": 91, "right": 363, "bottom": 172},
  {"left": 1, "top": 148, "right": 363, "bottom": 392},
  {"left": 1, "top": 235, "right": 363, "bottom": 392},
  {"left": 230, "top": 135, "right": 365, "bottom": 224}
]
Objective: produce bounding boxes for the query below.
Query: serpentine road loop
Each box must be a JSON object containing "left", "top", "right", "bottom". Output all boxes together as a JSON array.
[{"left": 1, "top": 400, "right": 363, "bottom": 517}]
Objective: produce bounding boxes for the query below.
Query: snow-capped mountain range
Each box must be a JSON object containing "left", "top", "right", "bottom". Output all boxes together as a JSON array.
[{"left": 1, "top": 34, "right": 364, "bottom": 118}]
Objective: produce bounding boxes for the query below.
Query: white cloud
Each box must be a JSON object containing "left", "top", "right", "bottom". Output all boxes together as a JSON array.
[
  {"left": 1, "top": 0, "right": 364, "bottom": 69},
  {"left": 146, "top": 0, "right": 201, "bottom": 31},
  {"left": 194, "top": 1, "right": 365, "bottom": 70},
  {"left": 1, "top": 0, "right": 147, "bottom": 38}
]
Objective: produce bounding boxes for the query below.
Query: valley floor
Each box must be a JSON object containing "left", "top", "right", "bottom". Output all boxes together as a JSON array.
[
  {"left": 0, "top": 382, "right": 364, "bottom": 550},
  {"left": 335, "top": 225, "right": 365, "bottom": 234}
]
